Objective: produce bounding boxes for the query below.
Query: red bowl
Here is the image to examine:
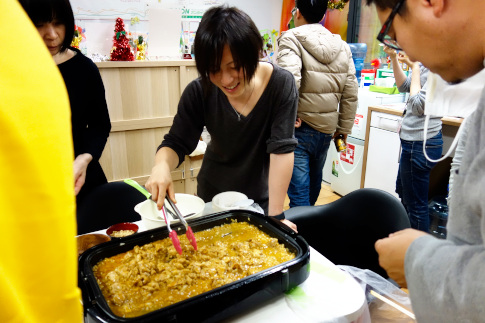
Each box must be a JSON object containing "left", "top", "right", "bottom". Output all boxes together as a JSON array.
[{"left": 106, "top": 222, "right": 139, "bottom": 238}]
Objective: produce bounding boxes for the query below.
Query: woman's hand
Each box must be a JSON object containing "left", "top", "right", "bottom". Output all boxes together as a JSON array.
[
  {"left": 397, "top": 52, "right": 416, "bottom": 68},
  {"left": 145, "top": 161, "right": 176, "bottom": 210},
  {"left": 145, "top": 147, "right": 180, "bottom": 209},
  {"left": 295, "top": 117, "right": 302, "bottom": 128},
  {"left": 383, "top": 45, "right": 397, "bottom": 59},
  {"left": 73, "top": 153, "right": 93, "bottom": 195}
]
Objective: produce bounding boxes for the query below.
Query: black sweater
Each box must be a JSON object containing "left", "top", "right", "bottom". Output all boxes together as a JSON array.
[
  {"left": 58, "top": 47, "right": 111, "bottom": 201},
  {"left": 159, "top": 64, "right": 298, "bottom": 208}
]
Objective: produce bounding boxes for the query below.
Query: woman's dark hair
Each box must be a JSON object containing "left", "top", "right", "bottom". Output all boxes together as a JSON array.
[
  {"left": 194, "top": 5, "right": 263, "bottom": 92},
  {"left": 18, "top": 0, "right": 75, "bottom": 52},
  {"left": 296, "top": 0, "right": 328, "bottom": 24}
]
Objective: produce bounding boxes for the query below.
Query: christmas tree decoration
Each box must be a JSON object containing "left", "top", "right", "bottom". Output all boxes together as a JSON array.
[
  {"left": 328, "top": 0, "right": 350, "bottom": 11},
  {"left": 71, "top": 25, "right": 85, "bottom": 49},
  {"left": 135, "top": 35, "right": 147, "bottom": 61},
  {"left": 110, "top": 17, "right": 135, "bottom": 61}
]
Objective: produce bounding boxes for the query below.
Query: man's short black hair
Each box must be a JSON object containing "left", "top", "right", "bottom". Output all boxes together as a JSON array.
[
  {"left": 295, "top": 0, "right": 328, "bottom": 24},
  {"left": 365, "top": 0, "right": 402, "bottom": 10},
  {"left": 194, "top": 5, "right": 263, "bottom": 92},
  {"left": 365, "top": 0, "right": 408, "bottom": 18},
  {"left": 19, "top": 0, "right": 75, "bottom": 53}
]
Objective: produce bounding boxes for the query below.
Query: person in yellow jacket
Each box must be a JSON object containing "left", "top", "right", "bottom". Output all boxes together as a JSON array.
[{"left": 0, "top": 0, "right": 82, "bottom": 322}]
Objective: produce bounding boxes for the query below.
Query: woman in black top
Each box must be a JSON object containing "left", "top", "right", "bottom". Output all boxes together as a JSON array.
[
  {"left": 19, "top": 0, "right": 111, "bottom": 207},
  {"left": 145, "top": 6, "right": 299, "bottom": 231}
]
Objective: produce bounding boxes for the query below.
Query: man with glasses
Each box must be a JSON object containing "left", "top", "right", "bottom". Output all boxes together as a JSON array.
[{"left": 367, "top": 0, "right": 485, "bottom": 322}]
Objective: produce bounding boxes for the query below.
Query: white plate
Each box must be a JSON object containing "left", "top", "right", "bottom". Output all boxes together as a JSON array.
[
  {"left": 212, "top": 191, "right": 248, "bottom": 212},
  {"left": 134, "top": 194, "right": 205, "bottom": 230}
]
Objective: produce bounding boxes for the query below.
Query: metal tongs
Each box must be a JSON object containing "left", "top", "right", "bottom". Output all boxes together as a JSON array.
[
  {"left": 165, "top": 197, "right": 198, "bottom": 253},
  {"left": 122, "top": 179, "right": 197, "bottom": 254},
  {"left": 160, "top": 204, "right": 183, "bottom": 255}
]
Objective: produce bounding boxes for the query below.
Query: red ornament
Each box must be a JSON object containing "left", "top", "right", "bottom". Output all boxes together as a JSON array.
[
  {"left": 371, "top": 58, "right": 381, "bottom": 69},
  {"left": 110, "top": 17, "right": 135, "bottom": 61},
  {"left": 371, "top": 58, "right": 381, "bottom": 77}
]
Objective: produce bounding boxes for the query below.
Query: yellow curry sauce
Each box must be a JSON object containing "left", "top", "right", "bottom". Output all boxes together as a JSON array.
[{"left": 93, "top": 221, "right": 295, "bottom": 318}]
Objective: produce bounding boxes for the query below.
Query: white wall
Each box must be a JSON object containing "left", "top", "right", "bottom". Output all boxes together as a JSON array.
[
  {"left": 71, "top": 0, "right": 282, "bottom": 30},
  {"left": 225, "top": 0, "right": 283, "bottom": 31},
  {"left": 70, "top": 0, "right": 283, "bottom": 57}
]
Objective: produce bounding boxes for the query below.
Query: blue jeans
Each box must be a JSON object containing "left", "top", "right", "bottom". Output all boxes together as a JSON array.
[
  {"left": 288, "top": 122, "right": 332, "bottom": 207},
  {"left": 396, "top": 132, "right": 443, "bottom": 232}
]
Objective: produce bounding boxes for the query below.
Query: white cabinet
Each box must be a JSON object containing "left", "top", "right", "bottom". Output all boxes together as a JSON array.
[
  {"left": 330, "top": 136, "right": 366, "bottom": 196},
  {"left": 362, "top": 106, "right": 463, "bottom": 200},
  {"left": 323, "top": 90, "right": 405, "bottom": 186},
  {"left": 364, "top": 111, "right": 402, "bottom": 197}
]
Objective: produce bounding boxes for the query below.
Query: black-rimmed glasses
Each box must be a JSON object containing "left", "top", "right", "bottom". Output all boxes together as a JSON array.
[{"left": 377, "top": 0, "right": 406, "bottom": 50}]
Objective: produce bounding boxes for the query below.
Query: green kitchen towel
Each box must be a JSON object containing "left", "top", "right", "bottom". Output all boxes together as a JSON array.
[{"left": 369, "top": 85, "right": 400, "bottom": 94}]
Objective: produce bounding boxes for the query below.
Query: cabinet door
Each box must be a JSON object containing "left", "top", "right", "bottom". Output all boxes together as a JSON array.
[
  {"left": 183, "top": 155, "right": 203, "bottom": 195},
  {"left": 364, "top": 127, "right": 401, "bottom": 197}
]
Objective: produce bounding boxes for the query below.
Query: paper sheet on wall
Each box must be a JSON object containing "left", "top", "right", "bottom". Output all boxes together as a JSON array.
[
  {"left": 148, "top": 7, "right": 182, "bottom": 58},
  {"left": 85, "top": 21, "right": 114, "bottom": 56},
  {"left": 71, "top": 0, "right": 150, "bottom": 20}
]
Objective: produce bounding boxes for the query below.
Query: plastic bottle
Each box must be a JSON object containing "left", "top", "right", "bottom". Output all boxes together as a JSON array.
[
  {"left": 334, "top": 134, "right": 346, "bottom": 153},
  {"left": 428, "top": 196, "right": 448, "bottom": 239},
  {"left": 348, "top": 43, "right": 367, "bottom": 85}
]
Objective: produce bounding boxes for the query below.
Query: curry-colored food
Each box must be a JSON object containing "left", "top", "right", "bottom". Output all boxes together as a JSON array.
[
  {"left": 110, "top": 229, "right": 135, "bottom": 238},
  {"left": 93, "top": 221, "right": 296, "bottom": 318}
]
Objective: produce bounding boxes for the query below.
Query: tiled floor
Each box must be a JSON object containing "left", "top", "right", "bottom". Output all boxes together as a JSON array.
[{"left": 284, "top": 182, "right": 340, "bottom": 211}]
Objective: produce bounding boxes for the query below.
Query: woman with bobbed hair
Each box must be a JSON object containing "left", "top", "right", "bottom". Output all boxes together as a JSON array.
[
  {"left": 145, "top": 5, "right": 299, "bottom": 230},
  {"left": 19, "top": 0, "right": 111, "bottom": 233}
]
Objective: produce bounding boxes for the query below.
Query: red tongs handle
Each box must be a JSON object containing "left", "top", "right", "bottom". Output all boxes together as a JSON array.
[
  {"left": 169, "top": 231, "right": 183, "bottom": 255},
  {"left": 165, "top": 196, "right": 198, "bottom": 251},
  {"left": 162, "top": 206, "right": 182, "bottom": 255},
  {"left": 186, "top": 227, "right": 198, "bottom": 251}
]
